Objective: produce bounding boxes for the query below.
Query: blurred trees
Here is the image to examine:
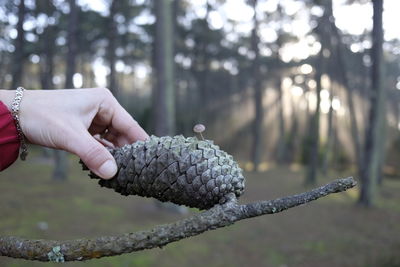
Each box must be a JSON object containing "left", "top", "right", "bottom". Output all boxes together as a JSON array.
[
  {"left": 249, "top": 0, "right": 264, "bottom": 171},
  {"left": 153, "top": 0, "right": 176, "bottom": 136},
  {"left": 305, "top": 34, "right": 323, "bottom": 185},
  {"left": 10, "top": 0, "right": 25, "bottom": 89},
  {"left": 359, "top": 0, "right": 385, "bottom": 206},
  {"left": 65, "top": 0, "right": 78, "bottom": 90},
  {"left": 53, "top": 0, "right": 79, "bottom": 181},
  {"left": 304, "top": 0, "right": 330, "bottom": 185},
  {"left": 106, "top": 0, "right": 118, "bottom": 95},
  {"left": 1, "top": 0, "right": 399, "bottom": 205},
  {"left": 329, "top": 6, "right": 363, "bottom": 179},
  {"left": 36, "top": 0, "right": 56, "bottom": 91}
]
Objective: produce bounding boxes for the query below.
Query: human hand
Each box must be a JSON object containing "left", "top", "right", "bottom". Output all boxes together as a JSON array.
[{"left": 0, "top": 88, "right": 149, "bottom": 179}]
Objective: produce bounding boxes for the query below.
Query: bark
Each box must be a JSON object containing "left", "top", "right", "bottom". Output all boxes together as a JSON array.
[
  {"left": 153, "top": 0, "right": 175, "bottom": 136},
  {"left": 359, "top": 0, "right": 384, "bottom": 206},
  {"left": 10, "top": 0, "right": 26, "bottom": 89},
  {"left": 0, "top": 177, "right": 356, "bottom": 262},
  {"left": 250, "top": 0, "right": 264, "bottom": 171}
]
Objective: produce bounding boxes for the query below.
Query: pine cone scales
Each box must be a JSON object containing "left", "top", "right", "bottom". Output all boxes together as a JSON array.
[{"left": 82, "top": 135, "right": 245, "bottom": 210}]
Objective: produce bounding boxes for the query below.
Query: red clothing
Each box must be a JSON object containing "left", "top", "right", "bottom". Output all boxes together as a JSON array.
[{"left": 0, "top": 101, "right": 20, "bottom": 170}]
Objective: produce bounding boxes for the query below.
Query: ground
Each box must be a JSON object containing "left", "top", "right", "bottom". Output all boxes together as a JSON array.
[{"left": 0, "top": 148, "right": 399, "bottom": 267}]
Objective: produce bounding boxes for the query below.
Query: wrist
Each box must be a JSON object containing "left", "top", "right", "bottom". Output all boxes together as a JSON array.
[
  {"left": 10, "top": 87, "right": 29, "bottom": 160},
  {"left": 0, "top": 90, "right": 16, "bottom": 110}
]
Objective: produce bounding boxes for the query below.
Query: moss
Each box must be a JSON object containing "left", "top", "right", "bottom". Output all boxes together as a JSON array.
[
  {"left": 265, "top": 249, "right": 287, "bottom": 266},
  {"left": 304, "top": 240, "right": 327, "bottom": 255}
]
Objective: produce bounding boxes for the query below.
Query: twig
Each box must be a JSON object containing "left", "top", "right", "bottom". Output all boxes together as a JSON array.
[{"left": 0, "top": 177, "right": 356, "bottom": 262}]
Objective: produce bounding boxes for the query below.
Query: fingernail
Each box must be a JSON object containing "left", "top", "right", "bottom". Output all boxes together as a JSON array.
[
  {"left": 98, "top": 159, "right": 117, "bottom": 179},
  {"left": 142, "top": 131, "right": 150, "bottom": 141}
]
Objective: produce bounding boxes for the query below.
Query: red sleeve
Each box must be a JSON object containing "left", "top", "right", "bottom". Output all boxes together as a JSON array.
[{"left": 0, "top": 101, "right": 20, "bottom": 171}]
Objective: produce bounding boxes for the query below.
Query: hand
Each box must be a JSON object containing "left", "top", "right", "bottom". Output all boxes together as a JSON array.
[{"left": 0, "top": 88, "right": 149, "bottom": 179}]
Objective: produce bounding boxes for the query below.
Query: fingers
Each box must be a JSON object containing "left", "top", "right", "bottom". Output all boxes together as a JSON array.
[
  {"left": 96, "top": 89, "right": 149, "bottom": 144},
  {"left": 68, "top": 130, "right": 117, "bottom": 179},
  {"left": 109, "top": 103, "right": 149, "bottom": 143},
  {"left": 93, "top": 134, "right": 115, "bottom": 148},
  {"left": 99, "top": 127, "right": 135, "bottom": 147}
]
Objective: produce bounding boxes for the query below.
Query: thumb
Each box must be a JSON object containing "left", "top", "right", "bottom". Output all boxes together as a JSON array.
[{"left": 70, "top": 131, "right": 117, "bottom": 179}]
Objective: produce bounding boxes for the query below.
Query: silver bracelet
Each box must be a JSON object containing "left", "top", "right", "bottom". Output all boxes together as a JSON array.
[{"left": 11, "top": 87, "right": 28, "bottom": 160}]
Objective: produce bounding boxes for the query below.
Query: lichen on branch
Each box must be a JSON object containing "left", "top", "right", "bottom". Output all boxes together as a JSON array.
[{"left": 0, "top": 177, "right": 356, "bottom": 262}]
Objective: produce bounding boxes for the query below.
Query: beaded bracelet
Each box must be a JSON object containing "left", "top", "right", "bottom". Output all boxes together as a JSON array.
[{"left": 11, "top": 87, "right": 28, "bottom": 160}]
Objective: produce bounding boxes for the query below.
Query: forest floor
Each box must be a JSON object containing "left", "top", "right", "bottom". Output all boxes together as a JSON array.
[{"left": 0, "top": 147, "right": 399, "bottom": 267}]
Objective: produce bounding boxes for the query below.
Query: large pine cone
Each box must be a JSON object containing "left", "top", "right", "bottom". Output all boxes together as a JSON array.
[{"left": 82, "top": 135, "right": 245, "bottom": 210}]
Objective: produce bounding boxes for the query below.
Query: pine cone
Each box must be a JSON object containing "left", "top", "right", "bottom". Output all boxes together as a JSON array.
[{"left": 81, "top": 135, "right": 245, "bottom": 210}]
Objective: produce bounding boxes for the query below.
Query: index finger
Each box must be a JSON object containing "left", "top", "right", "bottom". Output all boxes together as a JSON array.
[
  {"left": 112, "top": 105, "right": 149, "bottom": 143},
  {"left": 97, "top": 90, "right": 149, "bottom": 144}
]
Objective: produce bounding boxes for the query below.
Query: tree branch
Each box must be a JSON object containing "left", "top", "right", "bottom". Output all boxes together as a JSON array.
[{"left": 0, "top": 177, "right": 356, "bottom": 262}]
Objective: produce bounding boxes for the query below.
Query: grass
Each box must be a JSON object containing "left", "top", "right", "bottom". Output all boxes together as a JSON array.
[{"left": 0, "top": 148, "right": 399, "bottom": 267}]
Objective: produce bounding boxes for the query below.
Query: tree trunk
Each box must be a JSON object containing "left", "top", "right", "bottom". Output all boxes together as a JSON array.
[
  {"left": 10, "top": 0, "right": 26, "bottom": 89},
  {"left": 250, "top": 0, "right": 264, "bottom": 171},
  {"left": 359, "top": 0, "right": 384, "bottom": 206},
  {"left": 305, "top": 49, "right": 323, "bottom": 185},
  {"left": 39, "top": 0, "right": 56, "bottom": 158},
  {"left": 196, "top": 2, "right": 211, "bottom": 123},
  {"left": 376, "top": 102, "right": 387, "bottom": 186},
  {"left": 65, "top": 0, "right": 78, "bottom": 89},
  {"left": 0, "top": 51, "right": 8, "bottom": 88},
  {"left": 276, "top": 77, "right": 286, "bottom": 164},
  {"left": 39, "top": 1, "right": 55, "bottom": 90},
  {"left": 153, "top": 0, "right": 175, "bottom": 136},
  {"left": 322, "top": 83, "right": 335, "bottom": 174},
  {"left": 107, "top": 0, "right": 118, "bottom": 96},
  {"left": 285, "top": 95, "right": 299, "bottom": 163},
  {"left": 53, "top": 0, "right": 78, "bottom": 180},
  {"left": 329, "top": 7, "right": 363, "bottom": 179},
  {"left": 153, "top": 0, "right": 184, "bottom": 213}
]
